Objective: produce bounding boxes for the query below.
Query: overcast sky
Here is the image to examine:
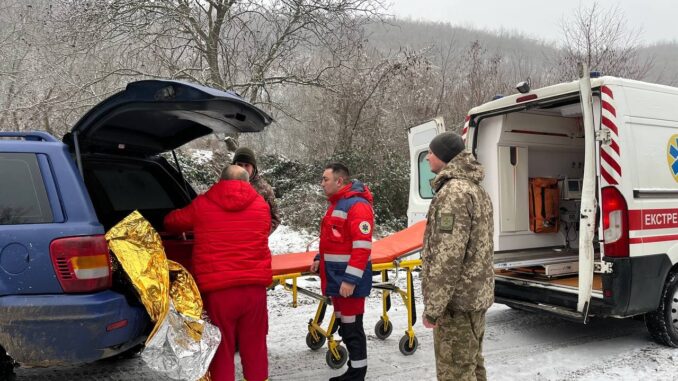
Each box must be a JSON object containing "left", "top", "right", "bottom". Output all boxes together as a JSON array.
[{"left": 388, "top": 0, "right": 677, "bottom": 44}]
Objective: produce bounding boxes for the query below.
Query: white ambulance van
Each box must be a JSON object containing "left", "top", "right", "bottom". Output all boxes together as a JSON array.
[{"left": 408, "top": 67, "right": 678, "bottom": 347}]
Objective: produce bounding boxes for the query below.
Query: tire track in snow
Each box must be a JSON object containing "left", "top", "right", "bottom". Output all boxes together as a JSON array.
[{"left": 554, "top": 344, "right": 678, "bottom": 381}]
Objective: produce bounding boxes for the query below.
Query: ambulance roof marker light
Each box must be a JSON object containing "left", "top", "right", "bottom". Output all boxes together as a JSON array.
[{"left": 590, "top": 70, "right": 602, "bottom": 78}]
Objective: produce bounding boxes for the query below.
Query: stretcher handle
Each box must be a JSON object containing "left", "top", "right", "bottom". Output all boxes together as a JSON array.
[{"left": 306, "top": 237, "right": 320, "bottom": 252}]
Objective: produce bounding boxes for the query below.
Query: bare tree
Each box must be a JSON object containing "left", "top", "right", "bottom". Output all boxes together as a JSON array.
[
  {"left": 247, "top": 46, "right": 433, "bottom": 159},
  {"left": 446, "top": 41, "right": 508, "bottom": 130},
  {"left": 50, "top": 0, "right": 387, "bottom": 107},
  {"left": 554, "top": 2, "right": 653, "bottom": 81},
  {"left": 0, "top": 1, "right": 135, "bottom": 134},
  {"left": 0, "top": 0, "right": 389, "bottom": 136}
]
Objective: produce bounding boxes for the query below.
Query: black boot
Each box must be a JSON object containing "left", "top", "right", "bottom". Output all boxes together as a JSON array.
[
  {"left": 329, "top": 362, "right": 367, "bottom": 381},
  {"left": 328, "top": 367, "right": 349, "bottom": 381},
  {"left": 344, "top": 365, "right": 367, "bottom": 381},
  {"left": 329, "top": 315, "right": 367, "bottom": 381}
]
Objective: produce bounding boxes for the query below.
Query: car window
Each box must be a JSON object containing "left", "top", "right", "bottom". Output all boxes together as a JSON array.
[
  {"left": 0, "top": 153, "right": 53, "bottom": 224},
  {"left": 418, "top": 151, "right": 435, "bottom": 199},
  {"left": 91, "top": 168, "right": 177, "bottom": 211}
]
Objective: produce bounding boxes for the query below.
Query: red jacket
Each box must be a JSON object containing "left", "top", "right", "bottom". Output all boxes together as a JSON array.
[
  {"left": 318, "top": 181, "right": 374, "bottom": 297},
  {"left": 163, "top": 180, "right": 272, "bottom": 293}
]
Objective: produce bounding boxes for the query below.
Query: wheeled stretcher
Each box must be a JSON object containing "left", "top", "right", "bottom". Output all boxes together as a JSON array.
[{"left": 271, "top": 221, "right": 426, "bottom": 369}]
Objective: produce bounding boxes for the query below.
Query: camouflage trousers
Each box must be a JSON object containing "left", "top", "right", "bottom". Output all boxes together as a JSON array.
[{"left": 433, "top": 309, "right": 487, "bottom": 381}]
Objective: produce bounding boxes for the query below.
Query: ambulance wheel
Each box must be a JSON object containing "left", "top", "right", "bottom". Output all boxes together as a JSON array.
[
  {"left": 374, "top": 318, "right": 393, "bottom": 340},
  {"left": 398, "top": 334, "right": 418, "bottom": 355},
  {"left": 306, "top": 331, "right": 326, "bottom": 350},
  {"left": 645, "top": 271, "right": 678, "bottom": 347},
  {"left": 325, "top": 346, "right": 348, "bottom": 369}
]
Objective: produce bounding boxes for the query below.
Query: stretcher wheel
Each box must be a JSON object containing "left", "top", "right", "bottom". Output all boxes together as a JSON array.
[
  {"left": 398, "top": 334, "right": 418, "bottom": 356},
  {"left": 325, "top": 346, "right": 348, "bottom": 369},
  {"left": 306, "top": 331, "right": 326, "bottom": 350},
  {"left": 374, "top": 318, "right": 393, "bottom": 340}
]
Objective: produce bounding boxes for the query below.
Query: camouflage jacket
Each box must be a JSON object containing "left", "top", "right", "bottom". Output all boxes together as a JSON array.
[
  {"left": 251, "top": 174, "right": 281, "bottom": 234},
  {"left": 421, "top": 151, "right": 494, "bottom": 323}
]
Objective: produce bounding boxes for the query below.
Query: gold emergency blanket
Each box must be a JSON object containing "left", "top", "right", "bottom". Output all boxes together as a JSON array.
[
  {"left": 105, "top": 211, "right": 220, "bottom": 381},
  {"left": 105, "top": 210, "right": 169, "bottom": 337}
]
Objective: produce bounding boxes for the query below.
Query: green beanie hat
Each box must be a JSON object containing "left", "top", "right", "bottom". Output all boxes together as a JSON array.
[
  {"left": 232, "top": 147, "right": 258, "bottom": 174},
  {"left": 429, "top": 131, "right": 465, "bottom": 163}
]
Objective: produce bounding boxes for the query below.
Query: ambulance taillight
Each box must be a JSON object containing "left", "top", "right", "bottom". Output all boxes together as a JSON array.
[{"left": 601, "top": 187, "right": 629, "bottom": 257}]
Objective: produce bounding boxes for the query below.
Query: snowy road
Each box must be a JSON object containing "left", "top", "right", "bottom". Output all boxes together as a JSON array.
[
  {"left": 265, "top": 274, "right": 678, "bottom": 381},
  {"left": 16, "top": 273, "right": 678, "bottom": 380}
]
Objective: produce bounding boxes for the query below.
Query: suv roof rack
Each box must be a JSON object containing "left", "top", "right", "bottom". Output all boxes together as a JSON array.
[{"left": 0, "top": 131, "right": 59, "bottom": 142}]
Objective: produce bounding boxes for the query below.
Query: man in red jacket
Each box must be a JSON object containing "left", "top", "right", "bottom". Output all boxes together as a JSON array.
[
  {"left": 311, "top": 163, "right": 374, "bottom": 381},
  {"left": 164, "top": 165, "right": 272, "bottom": 381}
]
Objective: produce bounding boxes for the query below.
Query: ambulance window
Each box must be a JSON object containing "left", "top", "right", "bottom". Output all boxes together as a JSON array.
[{"left": 418, "top": 151, "right": 435, "bottom": 199}]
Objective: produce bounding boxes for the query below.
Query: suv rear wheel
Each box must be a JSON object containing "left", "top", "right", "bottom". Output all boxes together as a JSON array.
[
  {"left": 645, "top": 270, "right": 678, "bottom": 347},
  {"left": 0, "top": 346, "right": 16, "bottom": 380}
]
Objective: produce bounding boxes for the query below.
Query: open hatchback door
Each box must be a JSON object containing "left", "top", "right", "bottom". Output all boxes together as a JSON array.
[{"left": 64, "top": 80, "right": 273, "bottom": 156}]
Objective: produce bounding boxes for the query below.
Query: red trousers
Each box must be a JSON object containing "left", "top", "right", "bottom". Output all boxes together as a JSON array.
[
  {"left": 331, "top": 297, "right": 365, "bottom": 316},
  {"left": 203, "top": 286, "right": 268, "bottom": 381}
]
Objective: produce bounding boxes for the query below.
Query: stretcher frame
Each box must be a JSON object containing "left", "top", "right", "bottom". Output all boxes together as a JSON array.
[{"left": 272, "top": 250, "right": 422, "bottom": 369}]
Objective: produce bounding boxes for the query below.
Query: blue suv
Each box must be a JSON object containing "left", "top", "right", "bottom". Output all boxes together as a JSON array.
[{"left": 0, "top": 80, "right": 272, "bottom": 376}]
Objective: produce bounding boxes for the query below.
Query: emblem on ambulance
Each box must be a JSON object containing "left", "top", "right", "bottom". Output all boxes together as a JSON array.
[
  {"left": 359, "top": 221, "right": 371, "bottom": 234},
  {"left": 668, "top": 134, "right": 678, "bottom": 182}
]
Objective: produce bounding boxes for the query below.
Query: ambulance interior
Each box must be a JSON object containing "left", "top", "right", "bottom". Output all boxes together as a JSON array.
[{"left": 472, "top": 96, "right": 602, "bottom": 294}]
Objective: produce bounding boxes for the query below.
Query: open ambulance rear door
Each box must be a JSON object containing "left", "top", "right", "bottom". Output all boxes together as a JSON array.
[
  {"left": 407, "top": 118, "right": 446, "bottom": 226},
  {"left": 577, "top": 63, "right": 598, "bottom": 320}
]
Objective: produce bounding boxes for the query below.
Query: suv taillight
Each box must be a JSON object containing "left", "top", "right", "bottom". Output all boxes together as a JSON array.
[
  {"left": 601, "top": 187, "right": 629, "bottom": 257},
  {"left": 50, "top": 235, "right": 112, "bottom": 293}
]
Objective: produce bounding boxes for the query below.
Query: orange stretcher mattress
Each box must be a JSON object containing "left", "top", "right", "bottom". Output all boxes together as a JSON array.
[{"left": 271, "top": 220, "right": 426, "bottom": 276}]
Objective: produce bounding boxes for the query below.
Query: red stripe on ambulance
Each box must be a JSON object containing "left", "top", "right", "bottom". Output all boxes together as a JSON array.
[
  {"left": 602, "top": 116, "right": 619, "bottom": 136},
  {"left": 601, "top": 85, "right": 614, "bottom": 99},
  {"left": 600, "top": 149, "right": 622, "bottom": 176},
  {"left": 630, "top": 234, "right": 678, "bottom": 245},
  {"left": 602, "top": 100, "right": 616, "bottom": 117},
  {"left": 461, "top": 115, "right": 470, "bottom": 141},
  {"left": 600, "top": 167, "right": 617, "bottom": 185},
  {"left": 599, "top": 85, "right": 622, "bottom": 186}
]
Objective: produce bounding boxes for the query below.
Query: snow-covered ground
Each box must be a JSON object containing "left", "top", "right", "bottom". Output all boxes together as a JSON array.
[
  {"left": 269, "top": 224, "right": 318, "bottom": 254},
  {"left": 15, "top": 225, "right": 678, "bottom": 380},
  {"left": 255, "top": 226, "right": 678, "bottom": 381}
]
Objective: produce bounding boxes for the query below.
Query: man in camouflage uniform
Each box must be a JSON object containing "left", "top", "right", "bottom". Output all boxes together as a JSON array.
[
  {"left": 233, "top": 147, "right": 281, "bottom": 234},
  {"left": 421, "top": 131, "right": 494, "bottom": 381}
]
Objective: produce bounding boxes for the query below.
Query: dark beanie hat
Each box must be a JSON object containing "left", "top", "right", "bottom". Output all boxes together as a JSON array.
[
  {"left": 232, "top": 147, "right": 257, "bottom": 168},
  {"left": 429, "top": 131, "right": 465, "bottom": 163}
]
